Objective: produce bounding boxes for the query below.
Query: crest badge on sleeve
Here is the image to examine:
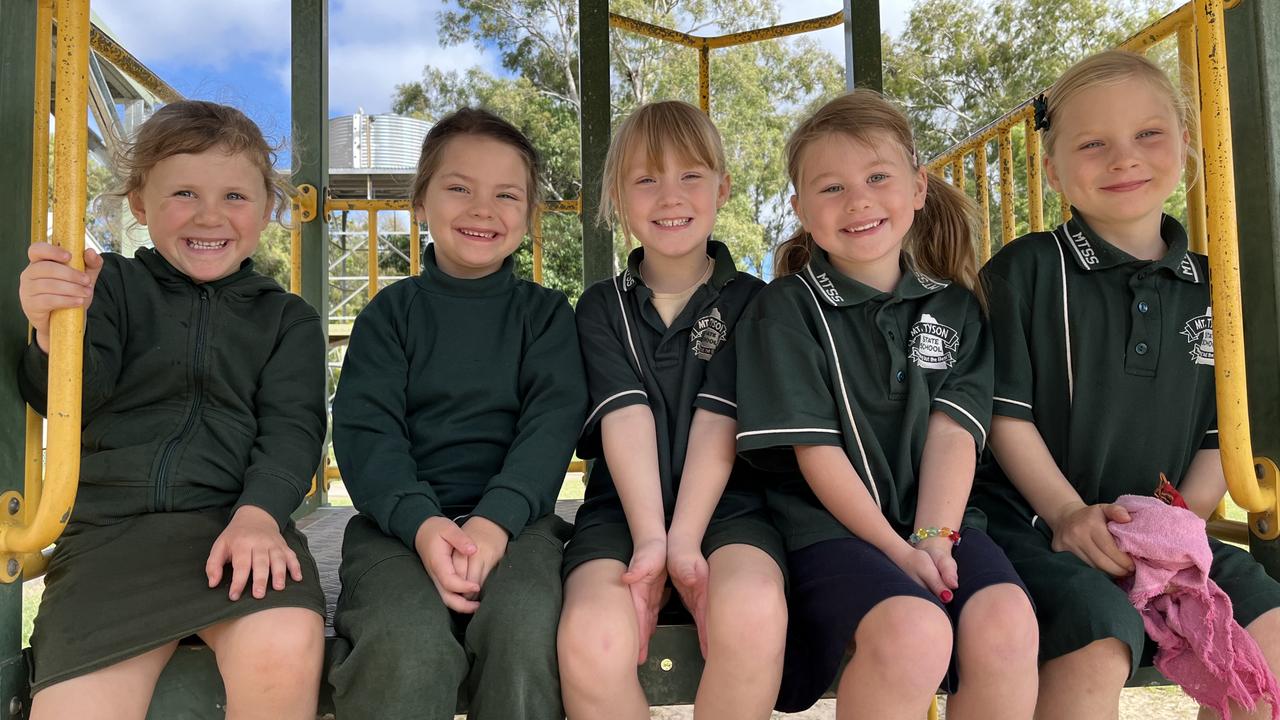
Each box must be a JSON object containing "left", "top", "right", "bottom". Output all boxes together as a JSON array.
[
  {"left": 1181, "top": 306, "right": 1214, "bottom": 366},
  {"left": 908, "top": 313, "right": 960, "bottom": 370},
  {"left": 691, "top": 308, "right": 728, "bottom": 360}
]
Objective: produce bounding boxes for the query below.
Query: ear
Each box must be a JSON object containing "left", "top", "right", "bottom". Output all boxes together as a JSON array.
[
  {"left": 913, "top": 165, "right": 928, "bottom": 211},
  {"left": 789, "top": 194, "right": 804, "bottom": 227},
  {"left": 716, "top": 172, "right": 732, "bottom": 209},
  {"left": 127, "top": 191, "right": 148, "bottom": 226},
  {"left": 1044, "top": 153, "right": 1062, "bottom": 194},
  {"left": 413, "top": 201, "right": 428, "bottom": 224}
]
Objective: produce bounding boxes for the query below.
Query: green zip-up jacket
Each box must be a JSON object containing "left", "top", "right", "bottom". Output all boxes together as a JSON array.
[
  {"left": 332, "top": 246, "right": 588, "bottom": 549},
  {"left": 18, "top": 248, "right": 327, "bottom": 531}
]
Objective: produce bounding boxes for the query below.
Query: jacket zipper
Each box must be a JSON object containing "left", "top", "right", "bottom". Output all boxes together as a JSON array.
[{"left": 153, "top": 287, "right": 211, "bottom": 511}]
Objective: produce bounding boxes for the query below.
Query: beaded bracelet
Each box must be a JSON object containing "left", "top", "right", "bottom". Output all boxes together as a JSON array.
[{"left": 908, "top": 526, "right": 961, "bottom": 546}]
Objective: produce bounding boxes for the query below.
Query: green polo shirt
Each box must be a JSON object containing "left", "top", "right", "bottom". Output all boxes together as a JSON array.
[
  {"left": 974, "top": 213, "right": 1218, "bottom": 527},
  {"left": 735, "top": 247, "right": 993, "bottom": 551},
  {"left": 573, "top": 240, "right": 769, "bottom": 531}
]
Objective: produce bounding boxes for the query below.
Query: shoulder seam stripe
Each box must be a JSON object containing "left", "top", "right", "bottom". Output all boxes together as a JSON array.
[
  {"left": 737, "top": 427, "right": 843, "bottom": 439},
  {"left": 696, "top": 392, "right": 737, "bottom": 408},
  {"left": 613, "top": 275, "right": 644, "bottom": 379},
  {"left": 993, "top": 396, "right": 1033, "bottom": 410},
  {"left": 1054, "top": 226, "right": 1075, "bottom": 404},
  {"left": 797, "top": 279, "right": 881, "bottom": 508},
  {"left": 583, "top": 389, "right": 648, "bottom": 429},
  {"left": 1206, "top": 429, "right": 1219, "bottom": 434},
  {"left": 934, "top": 397, "right": 988, "bottom": 449}
]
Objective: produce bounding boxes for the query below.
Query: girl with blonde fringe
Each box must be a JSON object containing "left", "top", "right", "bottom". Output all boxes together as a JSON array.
[
  {"left": 734, "top": 89, "right": 1038, "bottom": 719},
  {"left": 558, "top": 100, "right": 788, "bottom": 720}
]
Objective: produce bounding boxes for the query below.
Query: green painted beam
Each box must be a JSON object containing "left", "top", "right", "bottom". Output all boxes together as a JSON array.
[
  {"left": 843, "top": 0, "right": 882, "bottom": 92},
  {"left": 579, "top": 0, "right": 612, "bottom": 288},
  {"left": 0, "top": 0, "right": 37, "bottom": 712},
  {"left": 291, "top": 0, "right": 330, "bottom": 508},
  {"left": 1227, "top": 0, "right": 1280, "bottom": 573}
]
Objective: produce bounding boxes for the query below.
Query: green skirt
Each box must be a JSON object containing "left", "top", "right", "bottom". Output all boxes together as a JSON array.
[{"left": 30, "top": 507, "right": 325, "bottom": 693}]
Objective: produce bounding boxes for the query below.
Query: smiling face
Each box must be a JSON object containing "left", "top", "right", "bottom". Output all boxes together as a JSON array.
[
  {"left": 1045, "top": 76, "right": 1188, "bottom": 241},
  {"left": 127, "top": 148, "right": 271, "bottom": 283},
  {"left": 618, "top": 144, "right": 730, "bottom": 263},
  {"left": 790, "top": 131, "right": 926, "bottom": 283},
  {"left": 414, "top": 135, "right": 531, "bottom": 279}
]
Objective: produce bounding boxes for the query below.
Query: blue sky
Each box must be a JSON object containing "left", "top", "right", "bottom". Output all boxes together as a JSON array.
[{"left": 92, "top": 0, "right": 917, "bottom": 155}]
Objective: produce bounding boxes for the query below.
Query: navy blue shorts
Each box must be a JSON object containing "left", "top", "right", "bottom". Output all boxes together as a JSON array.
[{"left": 776, "top": 529, "right": 1029, "bottom": 712}]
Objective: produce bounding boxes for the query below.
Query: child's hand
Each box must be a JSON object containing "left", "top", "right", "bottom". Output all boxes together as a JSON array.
[
  {"left": 1051, "top": 502, "right": 1135, "bottom": 578},
  {"left": 622, "top": 537, "right": 668, "bottom": 665},
  {"left": 206, "top": 505, "right": 303, "bottom": 601},
  {"left": 888, "top": 542, "right": 953, "bottom": 601},
  {"left": 19, "top": 243, "right": 103, "bottom": 353},
  {"left": 459, "top": 516, "right": 509, "bottom": 597},
  {"left": 414, "top": 516, "right": 480, "bottom": 613},
  {"left": 667, "top": 539, "right": 710, "bottom": 658},
  {"left": 915, "top": 537, "right": 960, "bottom": 597}
]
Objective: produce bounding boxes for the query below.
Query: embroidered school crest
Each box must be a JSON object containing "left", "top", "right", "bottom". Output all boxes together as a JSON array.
[
  {"left": 691, "top": 308, "right": 728, "bottom": 361},
  {"left": 813, "top": 272, "right": 844, "bottom": 304},
  {"left": 1181, "top": 306, "right": 1214, "bottom": 366},
  {"left": 908, "top": 313, "right": 960, "bottom": 370}
]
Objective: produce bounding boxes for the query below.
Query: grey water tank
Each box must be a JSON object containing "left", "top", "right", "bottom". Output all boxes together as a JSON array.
[{"left": 329, "top": 110, "right": 430, "bottom": 170}]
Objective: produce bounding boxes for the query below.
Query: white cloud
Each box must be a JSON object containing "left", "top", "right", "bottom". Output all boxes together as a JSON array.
[
  {"left": 326, "top": 41, "right": 494, "bottom": 116},
  {"left": 93, "top": 0, "right": 289, "bottom": 69},
  {"left": 776, "top": 0, "right": 915, "bottom": 61}
]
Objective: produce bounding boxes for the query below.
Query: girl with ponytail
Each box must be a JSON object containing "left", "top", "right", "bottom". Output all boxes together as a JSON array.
[{"left": 735, "top": 89, "right": 1038, "bottom": 718}]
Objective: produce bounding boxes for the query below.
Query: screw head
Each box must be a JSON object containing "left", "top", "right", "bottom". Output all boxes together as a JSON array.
[
  {"left": 1258, "top": 519, "right": 1271, "bottom": 536},
  {"left": 5, "top": 559, "right": 17, "bottom": 577},
  {"left": 8, "top": 696, "right": 20, "bottom": 716},
  {"left": 6, "top": 498, "right": 17, "bottom": 516},
  {"left": 659, "top": 658, "right": 673, "bottom": 672}
]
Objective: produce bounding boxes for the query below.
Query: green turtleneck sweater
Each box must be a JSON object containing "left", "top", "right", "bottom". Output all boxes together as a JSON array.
[{"left": 332, "top": 246, "right": 588, "bottom": 548}]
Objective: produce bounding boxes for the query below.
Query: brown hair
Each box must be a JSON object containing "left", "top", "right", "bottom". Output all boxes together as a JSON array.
[
  {"left": 409, "top": 107, "right": 543, "bottom": 226},
  {"left": 776, "top": 90, "right": 983, "bottom": 304},
  {"left": 110, "top": 100, "right": 292, "bottom": 222},
  {"left": 599, "top": 100, "right": 727, "bottom": 242},
  {"left": 1040, "top": 50, "right": 1199, "bottom": 182}
]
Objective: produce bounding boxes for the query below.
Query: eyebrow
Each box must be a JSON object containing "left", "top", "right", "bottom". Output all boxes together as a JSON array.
[
  {"left": 438, "top": 172, "right": 525, "bottom": 191},
  {"left": 1066, "top": 115, "right": 1173, "bottom": 138}
]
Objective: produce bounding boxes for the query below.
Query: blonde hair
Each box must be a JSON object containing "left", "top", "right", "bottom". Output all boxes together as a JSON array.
[
  {"left": 599, "top": 100, "right": 727, "bottom": 242},
  {"left": 777, "top": 89, "right": 983, "bottom": 305},
  {"left": 1040, "top": 50, "right": 1199, "bottom": 181},
  {"left": 108, "top": 100, "right": 293, "bottom": 223}
]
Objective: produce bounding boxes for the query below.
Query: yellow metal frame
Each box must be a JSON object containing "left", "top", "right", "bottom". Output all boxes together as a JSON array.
[
  {"left": 927, "top": 0, "right": 1277, "bottom": 539},
  {"left": 2, "top": 0, "right": 92, "bottom": 583},
  {"left": 87, "top": 22, "right": 182, "bottom": 103}
]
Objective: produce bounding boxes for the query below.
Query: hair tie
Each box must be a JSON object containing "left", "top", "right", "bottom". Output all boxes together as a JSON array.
[{"left": 1032, "top": 94, "right": 1051, "bottom": 131}]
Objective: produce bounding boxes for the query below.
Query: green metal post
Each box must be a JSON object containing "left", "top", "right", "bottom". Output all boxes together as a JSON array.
[
  {"left": 843, "top": 0, "right": 883, "bottom": 92},
  {"left": 1228, "top": 1, "right": 1280, "bottom": 571},
  {"left": 292, "top": 0, "right": 329, "bottom": 512},
  {"left": 579, "top": 0, "right": 613, "bottom": 287},
  {"left": 0, "top": 0, "right": 36, "bottom": 711}
]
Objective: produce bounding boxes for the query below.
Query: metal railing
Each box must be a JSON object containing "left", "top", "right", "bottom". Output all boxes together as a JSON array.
[{"left": 926, "top": 0, "right": 1278, "bottom": 540}]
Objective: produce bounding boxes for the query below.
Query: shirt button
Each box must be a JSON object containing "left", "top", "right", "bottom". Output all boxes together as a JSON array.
[
  {"left": 1137, "top": 301, "right": 1149, "bottom": 313},
  {"left": 896, "top": 370, "right": 905, "bottom": 383},
  {"left": 1135, "top": 342, "right": 1149, "bottom": 355}
]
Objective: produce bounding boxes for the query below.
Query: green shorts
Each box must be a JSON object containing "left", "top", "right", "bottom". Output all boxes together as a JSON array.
[{"left": 562, "top": 510, "right": 787, "bottom": 584}]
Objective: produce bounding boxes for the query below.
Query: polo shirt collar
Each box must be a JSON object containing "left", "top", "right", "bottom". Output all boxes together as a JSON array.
[
  {"left": 620, "top": 239, "right": 737, "bottom": 293},
  {"left": 801, "top": 247, "right": 950, "bottom": 307},
  {"left": 1058, "top": 211, "right": 1202, "bottom": 283}
]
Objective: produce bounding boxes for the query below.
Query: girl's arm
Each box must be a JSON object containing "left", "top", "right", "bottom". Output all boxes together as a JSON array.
[
  {"left": 1178, "top": 448, "right": 1226, "bottom": 520},
  {"left": 914, "top": 411, "right": 976, "bottom": 535},
  {"left": 601, "top": 404, "right": 667, "bottom": 546},
  {"left": 667, "top": 409, "right": 737, "bottom": 549}
]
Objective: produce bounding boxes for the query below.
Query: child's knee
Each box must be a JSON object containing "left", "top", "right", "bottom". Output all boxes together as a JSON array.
[
  {"left": 856, "top": 597, "right": 953, "bottom": 680},
  {"left": 233, "top": 609, "right": 324, "bottom": 679},
  {"left": 707, "top": 569, "right": 787, "bottom": 654},
  {"left": 558, "top": 597, "right": 638, "bottom": 682},
  {"left": 958, "top": 584, "right": 1038, "bottom": 666}
]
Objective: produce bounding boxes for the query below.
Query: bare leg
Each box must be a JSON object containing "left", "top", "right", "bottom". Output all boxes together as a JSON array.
[
  {"left": 197, "top": 607, "right": 323, "bottom": 720},
  {"left": 1036, "top": 638, "right": 1130, "bottom": 720},
  {"left": 836, "top": 596, "right": 952, "bottom": 720},
  {"left": 947, "top": 584, "right": 1038, "bottom": 720},
  {"left": 559, "top": 559, "right": 649, "bottom": 720},
  {"left": 30, "top": 641, "right": 178, "bottom": 720}
]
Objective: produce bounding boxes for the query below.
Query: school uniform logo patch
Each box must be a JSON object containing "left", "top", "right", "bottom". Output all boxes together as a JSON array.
[
  {"left": 622, "top": 270, "right": 637, "bottom": 291},
  {"left": 1181, "top": 306, "right": 1214, "bottom": 366},
  {"left": 912, "top": 269, "right": 949, "bottom": 291},
  {"left": 813, "top": 272, "right": 844, "bottom": 304},
  {"left": 1067, "top": 228, "right": 1100, "bottom": 266},
  {"left": 691, "top": 308, "right": 728, "bottom": 360},
  {"left": 908, "top": 313, "right": 960, "bottom": 370}
]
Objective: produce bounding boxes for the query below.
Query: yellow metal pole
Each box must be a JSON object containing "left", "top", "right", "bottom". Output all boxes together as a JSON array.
[
  {"left": 998, "top": 128, "right": 1016, "bottom": 248},
  {"left": 950, "top": 157, "right": 964, "bottom": 191},
  {"left": 533, "top": 215, "right": 544, "bottom": 285},
  {"left": 1193, "top": 0, "right": 1278, "bottom": 537},
  {"left": 975, "top": 144, "right": 992, "bottom": 263},
  {"left": 1060, "top": 194, "right": 1071, "bottom": 223},
  {"left": 410, "top": 218, "right": 421, "bottom": 276},
  {"left": 290, "top": 203, "right": 302, "bottom": 295},
  {"left": 1025, "top": 115, "right": 1045, "bottom": 233},
  {"left": 367, "top": 210, "right": 379, "bottom": 299},
  {"left": 698, "top": 44, "right": 710, "bottom": 114},
  {"left": 1178, "top": 23, "right": 1208, "bottom": 254},
  {"left": 1, "top": 0, "right": 90, "bottom": 558}
]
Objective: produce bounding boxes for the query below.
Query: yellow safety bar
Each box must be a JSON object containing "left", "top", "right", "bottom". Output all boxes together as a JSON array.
[
  {"left": 88, "top": 24, "right": 182, "bottom": 103},
  {"left": 927, "top": 0, "right": 1277, "bottom": 539},
  {"left": 608, "top": 11, "right": 844, "bottom": 113},
  {"left": 1, "top": 0, "right": 91, "bottom": 583}
]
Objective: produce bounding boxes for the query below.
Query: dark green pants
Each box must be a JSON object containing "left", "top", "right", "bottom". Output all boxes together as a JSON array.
[{"left": 328, "top": 513, "right": 572, "bottom": 720}]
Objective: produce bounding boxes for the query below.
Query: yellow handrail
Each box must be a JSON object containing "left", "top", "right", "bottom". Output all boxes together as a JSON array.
[
  {"left": 0, "top": 0, "right": 91, "bottom": 576},
  {"left": 926, "top": 0, "right": 1277, "bottom": 539}
]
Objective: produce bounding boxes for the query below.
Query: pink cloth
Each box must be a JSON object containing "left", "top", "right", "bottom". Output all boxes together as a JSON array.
[{"left": 1109, "top": 494, "right": 1280, "bottom": 720}]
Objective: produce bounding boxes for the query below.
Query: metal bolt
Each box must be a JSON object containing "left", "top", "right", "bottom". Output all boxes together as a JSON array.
[
  {"left": 8, "top": 696, "right": 20, "bottom": 717},
  {"left": 5, "top": 560, "right": 16, "bottom": 578},
  {"left": 1258, "top": 519, "right": 1270, "bottom": 536},
  {"left": 6, "top": 498, "right": 17, "bottom": 516},
  {"left": 659, "top": 658, "right": 674, "bottom": 672}
]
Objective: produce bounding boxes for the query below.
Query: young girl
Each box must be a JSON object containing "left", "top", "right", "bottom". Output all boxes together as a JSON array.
[
  {"left": 17, "top": 100, "right": 326, "bottom": 719},
  {"left": 557, "top": 100, "right": 788, "bottom": 720},
  {"left": 734, "top": 89, "right": 1039, "bottom": 719},
  {"left": 327, "top": 108, "right": 586, "bottom": 720},
  {"left": 975, "top": 50, "right": 1280, "bottom": 720}
]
